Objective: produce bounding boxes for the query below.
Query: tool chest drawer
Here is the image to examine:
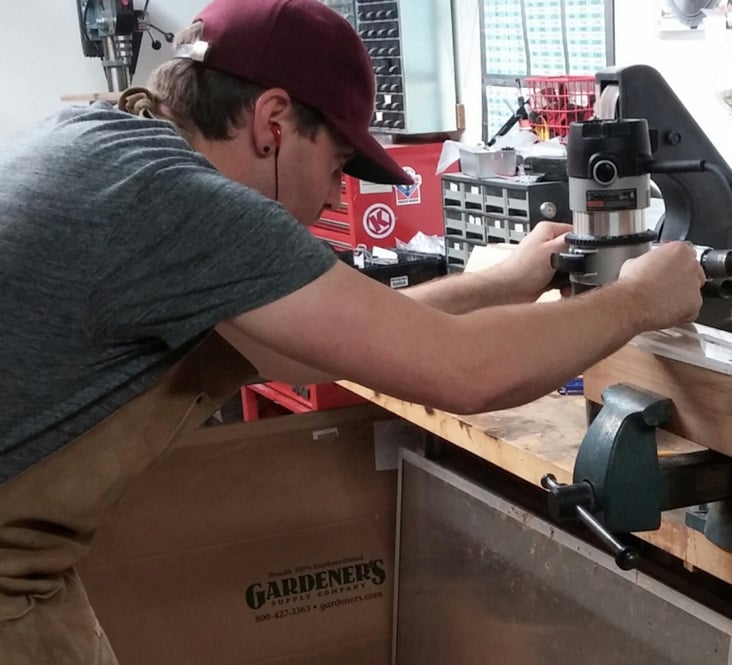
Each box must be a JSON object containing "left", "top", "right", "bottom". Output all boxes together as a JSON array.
[{"left": 444, "top": 208, "right": 491, "bottom": 244}]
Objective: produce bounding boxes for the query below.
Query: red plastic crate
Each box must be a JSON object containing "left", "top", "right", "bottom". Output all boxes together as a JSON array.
[
  {"left": 525, "top": 75, "right": 596, "bottom": 140},
  {"left": 240, "top": 381, "right": 365, "bottom": 421}
]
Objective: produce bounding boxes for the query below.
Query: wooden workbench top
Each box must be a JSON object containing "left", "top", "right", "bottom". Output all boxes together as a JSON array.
[{"left": 339, "top": 381, "right": 732, "bottom": 585}]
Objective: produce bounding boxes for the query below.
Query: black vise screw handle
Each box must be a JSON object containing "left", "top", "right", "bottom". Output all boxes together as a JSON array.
[{"left": 541, "top": 474, "right": 640, "bottom": 571}]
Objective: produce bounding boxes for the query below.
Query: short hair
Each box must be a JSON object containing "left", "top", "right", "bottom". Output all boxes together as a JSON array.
[{"left": 145, "top": 22, "right": 326, "bottom": 141}]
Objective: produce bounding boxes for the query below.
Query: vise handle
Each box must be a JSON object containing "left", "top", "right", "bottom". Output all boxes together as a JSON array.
[{"left": 541, "top": 474, "right": 640, "bottom": 571}]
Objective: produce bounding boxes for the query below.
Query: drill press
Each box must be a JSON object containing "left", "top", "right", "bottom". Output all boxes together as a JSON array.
[{"left": 76, "top": 0, "right": 173, "bottom": 92}]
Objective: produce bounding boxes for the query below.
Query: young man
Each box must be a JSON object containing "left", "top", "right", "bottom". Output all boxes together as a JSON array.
[{"left": 0, "top": 0, "right": 704, "bottom": 662}]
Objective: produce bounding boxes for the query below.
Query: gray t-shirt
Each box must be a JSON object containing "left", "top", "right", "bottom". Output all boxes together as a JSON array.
[{"left": 0, "top": 103, "right": 337, "bottom": 484}]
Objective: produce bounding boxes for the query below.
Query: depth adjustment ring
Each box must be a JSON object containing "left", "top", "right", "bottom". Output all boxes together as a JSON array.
[{"left": 566, "top": 230, "right": 657, "bottom": 249}]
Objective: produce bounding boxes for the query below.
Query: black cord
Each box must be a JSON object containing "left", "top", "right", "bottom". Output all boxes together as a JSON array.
[
  {"left": 82, "top": 0, "right": 91, "bottom": 41},
  {"left": 274, "top": 147, "right": 280, "bottom": 201}
]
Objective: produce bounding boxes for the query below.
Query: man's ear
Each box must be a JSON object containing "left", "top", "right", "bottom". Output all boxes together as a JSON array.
[{"left": 251, "top": 88, "right": 292, "bottom": 157}]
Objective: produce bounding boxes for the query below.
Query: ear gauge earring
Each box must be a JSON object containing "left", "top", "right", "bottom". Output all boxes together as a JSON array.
[{"left": 263, "top": 145, "right": 272, "bottom": 154}]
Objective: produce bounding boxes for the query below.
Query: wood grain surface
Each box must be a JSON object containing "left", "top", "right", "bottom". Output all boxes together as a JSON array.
[{"left": 338, "top": 381, "right": 732, "bottom": 585}]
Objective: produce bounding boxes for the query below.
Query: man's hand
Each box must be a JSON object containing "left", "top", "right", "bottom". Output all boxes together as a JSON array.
[
  {"left": 616, "top": 241, "right": 705, "bottom": 331},
  {"left": 487, "top": 221, "right": 573, "bottom": 302}
]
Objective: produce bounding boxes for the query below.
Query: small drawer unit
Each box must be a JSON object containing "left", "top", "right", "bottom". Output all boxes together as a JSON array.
[{"left": 442, "top": 173, "right": 569, "bottom": 272}]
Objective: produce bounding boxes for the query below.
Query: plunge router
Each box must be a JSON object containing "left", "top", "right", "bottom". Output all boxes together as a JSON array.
[{"left": 552, "top": 117, "right": 732, "bottom": 306}]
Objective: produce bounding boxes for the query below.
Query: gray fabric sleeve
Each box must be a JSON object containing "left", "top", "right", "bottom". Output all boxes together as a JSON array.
[{"left": 88, "top": 161, "right": 337, "bottom": 349}]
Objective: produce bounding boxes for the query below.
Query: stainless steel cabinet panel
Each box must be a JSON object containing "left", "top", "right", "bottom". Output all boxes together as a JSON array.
[{"left": 394, "top": 450, "right": 732, "bottom": 665}]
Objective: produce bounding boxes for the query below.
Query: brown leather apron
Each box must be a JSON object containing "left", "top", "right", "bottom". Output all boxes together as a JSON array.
[{"left": 0, "top": 332, "right": 259, "bottom": 664}]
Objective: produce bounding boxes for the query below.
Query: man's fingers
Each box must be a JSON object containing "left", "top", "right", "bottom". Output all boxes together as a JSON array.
[{"left": 535, "top": 221, "right": 573, "bottom": 237}]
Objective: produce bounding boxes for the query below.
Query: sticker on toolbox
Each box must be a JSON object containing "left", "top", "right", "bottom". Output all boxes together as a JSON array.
[
  {"left": 395, "top": 166, "right": 422, "bottom": 206},
  {"left": 362, "top": 203, "right": 396, "bottom": 239}
]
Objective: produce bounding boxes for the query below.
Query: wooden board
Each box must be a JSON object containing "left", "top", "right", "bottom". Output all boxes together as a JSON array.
[
  {"left": 60, "top": 92, "right": 120, "bottom": 103},
  {"left": 584, "top": 343, "right": 732, "bottom": 456},
  {"left": 338, "top": 381, "right": 732, "bottom": 585}
]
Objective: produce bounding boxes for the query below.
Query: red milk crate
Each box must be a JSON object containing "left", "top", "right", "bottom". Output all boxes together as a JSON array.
[{"left": 525, "top": 75, "right": 596, "bottom": 140}]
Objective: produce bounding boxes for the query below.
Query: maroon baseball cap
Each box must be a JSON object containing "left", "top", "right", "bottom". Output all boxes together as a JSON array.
[{"left": 177, "top": 0, "right": 412, "bottom": 185}]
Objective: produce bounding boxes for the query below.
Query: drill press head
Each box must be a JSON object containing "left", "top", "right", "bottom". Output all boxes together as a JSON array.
[{"left": 77, "top": 0, "right": 142, "bottom": 92}]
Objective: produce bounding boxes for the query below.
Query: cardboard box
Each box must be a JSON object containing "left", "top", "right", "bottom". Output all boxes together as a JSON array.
[{"left": 79, "top": 404, "right": 398, "bottom": 665}]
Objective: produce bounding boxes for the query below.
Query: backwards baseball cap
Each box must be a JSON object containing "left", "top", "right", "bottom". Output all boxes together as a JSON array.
[{"left": 176, "top": 0, "right": 412, "bottom": 185}]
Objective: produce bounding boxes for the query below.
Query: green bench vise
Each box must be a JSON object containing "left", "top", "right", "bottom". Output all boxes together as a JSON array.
[{"left": 542, "top": 383, "right": 732, "bottom": 569}]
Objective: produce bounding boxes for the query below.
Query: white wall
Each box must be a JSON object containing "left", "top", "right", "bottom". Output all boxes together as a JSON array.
[
  {"left": 0, "top": 1, "right": 205, "bottom": 143},
  {"left": 613, "top": 0, "right": 732, "bottom": 164},
  {"left": 1, "top": 0, "right": 731, "bottom": 166}
]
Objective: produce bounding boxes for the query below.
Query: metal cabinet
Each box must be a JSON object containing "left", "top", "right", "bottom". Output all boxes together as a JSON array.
[
  {"left": 394, "top": 450, "right": 732, "bottom": 665},
  {"left": 321, "top": 0, "right": 458, "bottom": 134}
]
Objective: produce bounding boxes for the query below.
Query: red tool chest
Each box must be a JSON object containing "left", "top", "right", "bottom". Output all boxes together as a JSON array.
[{"left": 311, "top": 141, "right": 451, "bottom": 250}]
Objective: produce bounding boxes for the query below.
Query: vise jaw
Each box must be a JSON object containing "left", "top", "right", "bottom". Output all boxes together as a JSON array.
[
  {"left": 543, "top": 383, "right": 732, "bottom": 569},
  {"left": 574, "top": 383, "right": 670, "bottom": 533}
]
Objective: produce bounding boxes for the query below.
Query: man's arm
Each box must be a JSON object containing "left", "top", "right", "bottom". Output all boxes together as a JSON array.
[
  {"left": 216, "top": 321, "right": 335, "bottom": 384},
  {"left": 228, "top": 240, "right": 704, "bottom": 415},
  {"left": 402, "top": 221, "right": 572, "bottom": 313},
  {"left": 223, "top": 221, "right": 572, "bottom": 383}
]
